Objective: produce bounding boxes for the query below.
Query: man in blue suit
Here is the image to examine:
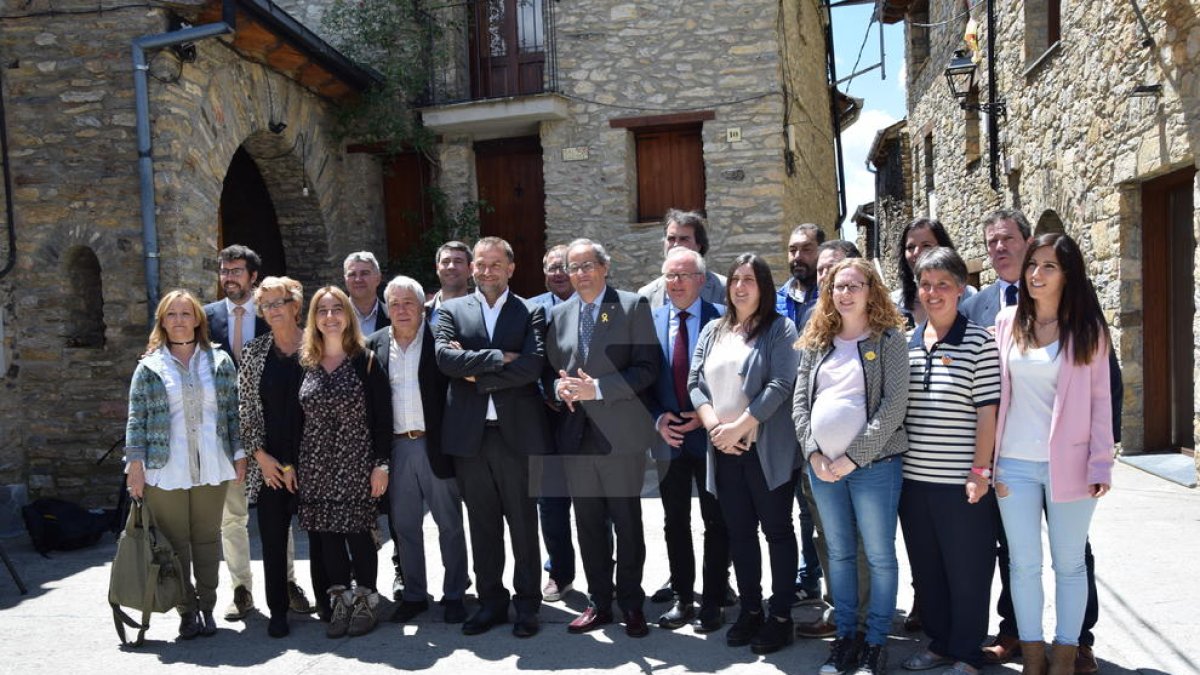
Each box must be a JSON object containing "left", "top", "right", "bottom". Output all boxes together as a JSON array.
[
  {"left": 529, "top": 244, "right": 578, "bottom": 603},
  {"left": 646, "top": 248, "right": 729, "bottom": 633}
]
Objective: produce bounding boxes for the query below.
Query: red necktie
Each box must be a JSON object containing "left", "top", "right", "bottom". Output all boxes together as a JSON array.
[{"left": 672, "top": 310, "right": 691, "bottom": 410}]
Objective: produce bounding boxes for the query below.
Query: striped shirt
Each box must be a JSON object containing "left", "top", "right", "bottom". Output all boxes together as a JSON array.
[{"left": 904, "top": 313, "right": 1000, "bottom": 484}]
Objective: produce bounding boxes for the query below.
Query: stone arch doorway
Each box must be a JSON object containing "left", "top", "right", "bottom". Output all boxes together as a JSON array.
[
  {"left": 219, "top": 131, "right": 330, "bottom": 297},
  {"left": 1034, "top": 209, "right": 1065, "bottom": 236}
]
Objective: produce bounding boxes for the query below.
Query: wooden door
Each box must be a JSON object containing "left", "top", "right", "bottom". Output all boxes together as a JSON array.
[
  {"left": 382, "top": 152, "right": 433, "bottom": 273},
  {"left": 474, "top": 136, "right": 546, "bottom": 298},
  {"left": 1142, "top": 167, "right": 1196, "bottom": 452},
  {"left": 470, "top": 0, "right": 546, "bottom": 99},
  {"left": 635, "top": 125, "right": 705, "bottom": 222}
]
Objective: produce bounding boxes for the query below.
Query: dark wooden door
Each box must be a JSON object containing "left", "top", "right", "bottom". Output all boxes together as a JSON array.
[
  {"left": 635, "top": 125, "right": 705, "bottom": 222},
  {"left": 1142, "top": 167, "right": 1196, "bottom": 452},
  {"left": 382, "top": 152, "right": 433, "bottom": 274},
  {"left": 475, "top": 136, "right": 546, "bottom": 298},
  {"left": 470, "top": 0, "right": 546, "bottom": 99}
]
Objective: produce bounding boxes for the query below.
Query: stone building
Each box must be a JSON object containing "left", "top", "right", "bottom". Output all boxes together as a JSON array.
[
  {"left": 412, "top": 0, "right": 840, "bottom": 295},
  {"left": 879, "top": 0, "right": 1200, "bottom": 475},
  {"left": 0, "top": 0, "right": 387, "bottom": 529}
]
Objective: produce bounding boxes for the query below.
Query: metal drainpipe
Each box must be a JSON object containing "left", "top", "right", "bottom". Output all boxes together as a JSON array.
[{"left": 133, "top": 1, "right": 235, "bottom": 325}]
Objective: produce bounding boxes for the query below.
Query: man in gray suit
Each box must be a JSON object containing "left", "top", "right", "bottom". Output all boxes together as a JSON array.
[
  {"left": 366, "top": 276, "right": 469, "bottom": 626},
  {"left": 435, "top": 237, "right": 551, "bottom": 639},
  {"left": 638, "top": 209, "right": 726, "bottom": 307},
  {"left": 959, "top": 209, "right": 1030, "bottom": 326},
  {"left": 547, "top": 238, "right": 661, "bottom": 638}
]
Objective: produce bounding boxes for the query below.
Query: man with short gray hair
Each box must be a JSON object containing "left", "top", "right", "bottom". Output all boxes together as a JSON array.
[{"left": 343, "top": 251, "right": 389, "bottom": 334}]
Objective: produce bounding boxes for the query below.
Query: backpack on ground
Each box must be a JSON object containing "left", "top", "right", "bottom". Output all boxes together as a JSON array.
[
  {"left": 108, "top": 499, "right": 186, "bottom": 646},
  {"left": 21, "top": 497, "right": 116, "bottom": 555}
]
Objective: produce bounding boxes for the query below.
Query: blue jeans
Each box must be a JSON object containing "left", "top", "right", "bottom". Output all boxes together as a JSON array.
[
  {"left": 807, "top": 456, "right": 902, "bottom": 646},
  {"left": 995, "top": 457, "right": 1097, "bottom": 645}
]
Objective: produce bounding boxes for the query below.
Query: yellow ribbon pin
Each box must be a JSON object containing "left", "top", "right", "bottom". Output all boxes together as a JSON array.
[
  {"left": 600, "top": 312, "right": 609, "bottom": 323},
  {"left": 864, "top": 351, "right": 877, "bottom": 361}
]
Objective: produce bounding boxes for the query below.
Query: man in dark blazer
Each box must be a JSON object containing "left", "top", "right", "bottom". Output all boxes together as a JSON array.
[
  {"left": 366, "top": 275, "right": 469, "bottom": 626},
  {"left": 961, "top": 209, "right": 1116, "bottom": 674},
  {"left": 546, "top": 238, "right": 661, "bottom": 638},
  {"left": 203, "top": 245, "right": 309, "bottom": 621},
  {"left": 435, "top": 236, "right": 551, "bottom": 639},
  {"left": 645, "top": 248, "right": 729, "bottom": 633}
]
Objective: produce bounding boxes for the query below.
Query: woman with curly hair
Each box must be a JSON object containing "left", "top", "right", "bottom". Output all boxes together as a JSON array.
[
  {"left": 793, "top": 259, "right": 909, "bottom": 675},
  {"left": 298, "top": 286, "right": 393, "bottom": 638}
]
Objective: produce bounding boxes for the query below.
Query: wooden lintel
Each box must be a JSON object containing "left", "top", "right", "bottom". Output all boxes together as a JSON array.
[{"left": 609, "top": 110, "right": 716, "bottom": 129}]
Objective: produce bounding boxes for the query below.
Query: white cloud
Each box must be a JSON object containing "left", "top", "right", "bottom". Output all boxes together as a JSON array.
[{"left": 838, "top": 108, "right": 900, "bottom": 240}]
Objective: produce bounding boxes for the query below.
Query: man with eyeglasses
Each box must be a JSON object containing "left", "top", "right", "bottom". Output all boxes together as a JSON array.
[
  {"left": 645, "top": 247, "right": 730, "bottom": 633},
  {"left": 545, "top": 238, "right": 660, "bottom": 638},
  {"left": 435, "top": 236, "right": 551, "bottom": 638},
  {"left": 528, "top": 245, "right": 577, "bottom": 604},
  {"left": 343, "top": 251, "right": 390, "bottom": 335},
  {"left": 203, "top": 245, "right": 314, "bottom": 622},
  {"left": 638, "top": 209, "right": 727, "bottom": 307}
]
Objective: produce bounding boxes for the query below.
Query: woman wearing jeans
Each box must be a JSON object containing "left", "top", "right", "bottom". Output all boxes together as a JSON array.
[
  {"left": 794, "top": 259, "right": 909, "bottom": 675},
  {"left": 992, "top": 233, "right": 1113, "bottom": 675}
]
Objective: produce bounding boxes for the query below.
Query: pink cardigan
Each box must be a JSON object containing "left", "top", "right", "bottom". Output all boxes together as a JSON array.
[{"left": 993, "top": 307, "right": 1114, "bottom": 502}]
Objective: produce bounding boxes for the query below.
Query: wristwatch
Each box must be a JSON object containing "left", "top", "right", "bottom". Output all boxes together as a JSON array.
[{"left": 970, "top": 466, "right": 992, "bottom": 479}]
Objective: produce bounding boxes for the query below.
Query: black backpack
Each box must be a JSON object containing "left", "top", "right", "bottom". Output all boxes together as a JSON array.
[{"left": 22, "top": 497, "right": 118, "bottom": 556}]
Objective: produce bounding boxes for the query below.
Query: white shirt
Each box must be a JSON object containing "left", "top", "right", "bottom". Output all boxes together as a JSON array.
[
  {"left": 355, "top": 299, "right": 384, "bottom": 334},
  {"left": 224, "top": 297, "right": 257, "bottom": 351},
  {"left": 476, "top": 288, "right": 510, "bottom": 421},
  {"left": 811, "top": 335, "right": 868, "bottom": 461},
  {"left": 390, "top": 329, "right": 426, "bottom": 434},
  {"left": 1000, "top": 340, "right": 1061, "bottom": 462},
  {"left": 703, "top": 329, "right": 757, "bottom": 445},
  {"left": 144, "top": 348, "right": 238, "bottom": 490}
]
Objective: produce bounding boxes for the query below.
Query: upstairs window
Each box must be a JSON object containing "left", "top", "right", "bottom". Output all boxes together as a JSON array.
[
  {"left": 1024, "top": 0, "right": 1061, "bottom": 66},
  {"left": 634, "top": 124, "right": 706, "bottom": 223}
]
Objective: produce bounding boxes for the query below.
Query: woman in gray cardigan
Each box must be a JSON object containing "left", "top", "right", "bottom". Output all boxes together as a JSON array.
[
  {"left": 689, "top": 254, "right": 799, "bottom": 655},
  {"left": 793, "top": 258, "right": 909, "bottom": 675}
]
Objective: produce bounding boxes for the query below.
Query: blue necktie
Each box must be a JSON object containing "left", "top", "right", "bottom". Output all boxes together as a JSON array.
[
  {"left": 580, "top": 303, "right": 596, "bottom": 362},
  {"left": 1004, "top": 285, "right": 1018, "bottom": 306}
]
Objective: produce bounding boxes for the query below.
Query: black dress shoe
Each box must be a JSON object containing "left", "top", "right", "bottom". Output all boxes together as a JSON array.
[
  {"left": 568, "top": 606, "right": 614, "bottom": 633},
  {"left": 650, "top": 579, "right": 674, "bottom": 604},
  {"left": 513, "top": 613, "right": 540, "bottom": 638},
  {"left": 624, "top": 609, "right": 650, "bottom": 638},
  {"left": 726, "top": 610, "right": 764, "bottom": 647},
  {"left": 267, "top": 614, "right": 290, "bottom": 638},
  {"left": 199, "top": 610, "right": 218, "bottom": 637},
  {"left": 178, "top": 611, "right": 202, "bottom": 640},
  {"left": 692, "top": 604, "right": 724, "bottom": 633},
  {"left": 442, "top": 599, "right": 466, "bottom": 624},
  {"left": 391, "top": 599, "right": 429, "bottom": 623},
  {"left": 750, "top": 616, "right": 795, "bottom": 655},
  {"left": 462, "top": 605, "right": 506, "bottom": 636},
  {"left": 722, "top": 585, "right": 739, "bottom": 608},
  {"left": 658, "top": 598, "right": 696, "bottom": 630}
]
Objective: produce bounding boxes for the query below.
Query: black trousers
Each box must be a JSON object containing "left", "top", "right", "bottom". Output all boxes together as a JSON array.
[
  {"left": 713, "top": 447, "right": 797, "bottom": 618},
  {"left": 995, "top": 502, "right": 1099, "bottom": 645},
  {"left": 313, "top": 530, "right": 377, "bottom": 593},
  {"left": 454, "top": 427, "right": 542, "bottom": 615},
  {"left": 256, "top": 486, "right": 309, "bottom": 619},
  {"left": 900, "top": 480, "right": 997, "bottom": 668},
  {"left": 657, "top": 452, "right": 729, "bottom": 607},
  {"left": 566, "top": 452, "right": 647, "bottom": 612}
]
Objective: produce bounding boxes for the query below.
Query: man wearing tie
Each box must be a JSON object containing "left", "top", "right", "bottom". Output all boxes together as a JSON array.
[
  {"left": 646, "top": 248, "right": 729, "bottom": 633},
  {"left": 204, "top": 245, "right": 311, "bottom": 620},
  {"left": 546, "top": 238, "right": 661, "bottom": 638},
  {"left": 435, "top": 237, "right": 551, "bottom": 638}
]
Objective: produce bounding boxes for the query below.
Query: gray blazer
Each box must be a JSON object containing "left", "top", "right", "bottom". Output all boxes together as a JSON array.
[
  {"left": 793, "top": 328, "right": 909, "bottom": 467},
  {"left": 689, "top": 315, "right": 799, "bottom": 495},
  {"left": 638, "top": 270, "right": 727, "bottom": 307},
  {"left": 959, "top": 282, "right": 1003, "bottom": 327}
]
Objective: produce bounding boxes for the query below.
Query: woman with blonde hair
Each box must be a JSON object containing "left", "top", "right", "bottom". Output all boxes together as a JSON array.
[
  {"left": 793, "top": 259, "right": 909, "bottom": 675},
  {"left": 124, "top": 289, "right": 245, "bottom": 639},
  {"left": 297, "top": 286, "right": 393, "bottom": 638}
]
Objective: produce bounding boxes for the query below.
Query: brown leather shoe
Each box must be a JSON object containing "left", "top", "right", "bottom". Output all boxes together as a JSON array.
[
  {"left": 983, "top": 634, "right": 1022, "bottom": 665},
  {"left": 624, "top": 609, "right": 650, "bottom": 638},
  {"left": 796, "top": 616, "right": 838, "bottom": 639},
  {"left": 568, "top": 606, "right": 614, "bottom": 633},
  {"left": 1047, "top": 642, "right": 1077, "bottom": 675},
  {"left": 1073, "top": 645, "right": 1098, "bottom": 674}
]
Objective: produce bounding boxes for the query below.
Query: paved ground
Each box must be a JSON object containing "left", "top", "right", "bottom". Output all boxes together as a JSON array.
[{"left": 0, "top": 462, "right": 1196, "bottom": 674}]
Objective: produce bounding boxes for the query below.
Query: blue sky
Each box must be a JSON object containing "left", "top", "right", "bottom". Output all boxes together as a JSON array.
[{"left": 828, "top": 4, "right": 908, "bottom": 236}]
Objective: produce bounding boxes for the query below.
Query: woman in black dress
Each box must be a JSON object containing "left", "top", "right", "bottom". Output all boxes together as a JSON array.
[{"left": 298, "top": 286, "right": 392, "bottom": 639}]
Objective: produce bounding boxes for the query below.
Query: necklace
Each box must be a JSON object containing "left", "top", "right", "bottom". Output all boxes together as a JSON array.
[
  {"left": 1034, "top": 317, "right": 1059, "bottom": 327},
  {"left": 168, "top": 339, "right": 197, "bottom": 346}
]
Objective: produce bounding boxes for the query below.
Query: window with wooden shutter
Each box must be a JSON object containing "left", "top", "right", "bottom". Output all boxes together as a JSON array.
[{"left": 634, "top": 124, "right": 705, "bottom": 223}]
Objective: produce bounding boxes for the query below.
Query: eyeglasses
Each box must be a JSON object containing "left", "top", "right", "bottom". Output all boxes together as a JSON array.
[
  {"left": 218, "top": 267, "right": 248, "bottom": 277},
  {"left": 832, "top": 282, "right": 868, "bottom": 294},
  {"left": 567, "top": 261, "right": 600, "bottom": 275},
  {"left": 543, "top": 264, "right": 567, "bottom": 275},
  {"left": 261, "top": 298, "right": 294, "bottom": 311},
  {"left": 663, "top": 272, "right": 702, "bottom": 282}
]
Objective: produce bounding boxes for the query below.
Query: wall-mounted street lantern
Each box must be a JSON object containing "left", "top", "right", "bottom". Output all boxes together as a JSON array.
[
  {"left": 944, "top": 50, "right": 977, "bottom": 104},
  {"left": 942, "top": 0, "right": 1005, "bottom": 190}
]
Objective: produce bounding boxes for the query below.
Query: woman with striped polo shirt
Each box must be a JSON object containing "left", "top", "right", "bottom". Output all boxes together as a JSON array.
[{"left": 899, "top": 247, "right": 1000, "bottom": 675}]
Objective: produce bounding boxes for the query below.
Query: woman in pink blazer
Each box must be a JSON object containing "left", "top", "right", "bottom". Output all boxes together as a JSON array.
[{"left": 992, "top": 232, "right": 1114, "bottom": 675}]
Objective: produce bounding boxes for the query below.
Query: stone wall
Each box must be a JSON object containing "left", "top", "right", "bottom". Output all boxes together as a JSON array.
[
  {"left": 894, "top": 0, "right": 1200, "bottom": 460},
  {"left": 535, "top": 0, "right": 835, "bottom": 289},
  {"left": 0, "top": 3, "right": 384, "bottom": 515}
]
